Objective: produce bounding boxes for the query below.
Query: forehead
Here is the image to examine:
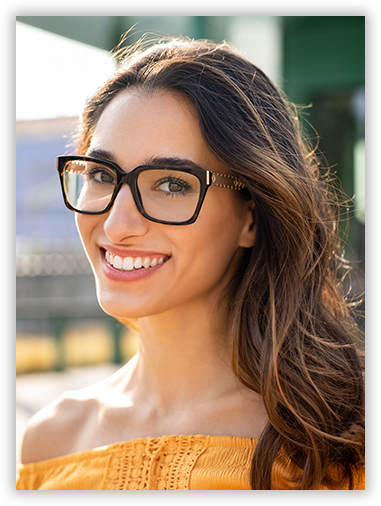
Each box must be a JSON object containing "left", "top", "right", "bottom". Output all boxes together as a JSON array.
[{"left": 88, "top": 89, "right": 225, "bottom": 173}]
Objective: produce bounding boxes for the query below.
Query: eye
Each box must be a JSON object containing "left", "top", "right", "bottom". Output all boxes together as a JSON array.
[
  {"left": 159, "top": 180, "right": 189, "bottom": 193},
  {"left": 155, "top": 176, "right": 193, "bottom": 195},
  {"left": 86, "top": 167, "right": 115, "bottom": 184}
]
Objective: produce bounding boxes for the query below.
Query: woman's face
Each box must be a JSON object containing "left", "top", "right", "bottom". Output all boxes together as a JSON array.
[{"left": 76, "top": 89, "right": 255, "bottom": 320}]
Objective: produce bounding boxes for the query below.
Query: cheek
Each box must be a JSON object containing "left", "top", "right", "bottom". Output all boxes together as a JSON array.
[
  {"left": 172, "top": 209, "right": 245, "bottom": 287},
  {"left": 75, "top": 214, "right": 100, "bottom": 258}
]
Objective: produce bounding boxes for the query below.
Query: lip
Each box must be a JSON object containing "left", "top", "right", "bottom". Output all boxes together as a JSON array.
[{"left": 99, "top": 246, "right": 170, "bottom": 282}]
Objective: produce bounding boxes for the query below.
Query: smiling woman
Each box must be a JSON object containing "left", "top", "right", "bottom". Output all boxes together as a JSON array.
[
  {"left": 17, "top": 37, "right": 365, "bottom": 490},
  {"left": 72, "top": 90, "right": 255, "bottom": 321}
]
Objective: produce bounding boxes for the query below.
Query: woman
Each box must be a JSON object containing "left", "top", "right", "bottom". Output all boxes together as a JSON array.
[{"left": 17, "top": 37, "right": 365, "bottom": 490}]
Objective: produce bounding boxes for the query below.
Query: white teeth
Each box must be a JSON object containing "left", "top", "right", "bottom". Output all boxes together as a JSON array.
[
  {"left": 105, "top": 251, "right": 166, "bottom": 271},
  {"left": 134, "top": 257, "right": 143, "bottom": 269},
  {"left": 122, "top": 257, "right": 134, "bottom": 271},
  {"left": 113, "top": 255, "right": 123, "bottom": 269}
]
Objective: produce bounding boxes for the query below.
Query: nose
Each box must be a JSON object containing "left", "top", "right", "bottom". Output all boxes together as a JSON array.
[{"left": 103, "top": 184, "right": 150, "bottom": 243}]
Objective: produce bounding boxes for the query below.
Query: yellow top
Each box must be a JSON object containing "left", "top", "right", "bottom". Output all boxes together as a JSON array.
[{"left": 16, "top": 434, "right": 365, "bottom": 490}]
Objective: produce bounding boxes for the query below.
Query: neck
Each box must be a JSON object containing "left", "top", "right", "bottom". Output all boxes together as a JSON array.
[
  {"left": 111, "top": 297, "right": 268, "bottom": 441},
  {"left": 123, "top": 298, "right": 240, "bottom": 415}
]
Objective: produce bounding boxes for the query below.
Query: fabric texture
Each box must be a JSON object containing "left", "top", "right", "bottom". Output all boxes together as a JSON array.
[{"left": 16, "top": 434, "right": 365, "bottom": 490}]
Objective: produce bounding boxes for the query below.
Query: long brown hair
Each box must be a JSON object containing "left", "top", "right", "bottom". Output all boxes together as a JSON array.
[{"left": 77, "top": 36, "right": 365, "bottom": 489}]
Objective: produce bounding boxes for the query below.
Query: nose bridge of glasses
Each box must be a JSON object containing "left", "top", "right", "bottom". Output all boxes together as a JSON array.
[
  {"left": 116, "top": 164, "right": 147, "bottom": 195},
  {"left": 119, "top": 168, "right": 134, "bottom": 182},
  {"left": 114, "top": 173, "right": 135, "bottom": 197},
  {"left": 111, "top": 170, "right": 143, "bottom": 215},
  {"left": 118, "top": 166, "right": 141, "bottom": 197}
]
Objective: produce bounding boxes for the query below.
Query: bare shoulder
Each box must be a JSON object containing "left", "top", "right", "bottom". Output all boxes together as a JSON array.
[
  {"left": 20, "top": 364, "right": 134, "bottom": 465},
  {"left": 20, "top": 385, "right": 103, "bottom": 465}
]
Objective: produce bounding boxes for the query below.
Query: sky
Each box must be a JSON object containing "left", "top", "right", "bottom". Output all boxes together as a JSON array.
[{"left": 16, "top": 22, "right": 116, "bottom": 121}]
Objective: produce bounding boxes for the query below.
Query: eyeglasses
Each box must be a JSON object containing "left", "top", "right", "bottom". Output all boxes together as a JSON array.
[{"left": 57, "top": 155, "right": 246, "bottom": 225}]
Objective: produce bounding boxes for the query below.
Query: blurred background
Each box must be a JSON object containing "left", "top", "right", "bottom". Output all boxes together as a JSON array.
[{"left": 15, "top": 15, "right": 365, "bottom": 462}]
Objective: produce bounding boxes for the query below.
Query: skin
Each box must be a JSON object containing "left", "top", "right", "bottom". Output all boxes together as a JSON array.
[{"left": 20, "top": 90, "right": 268, "bottom": 464}]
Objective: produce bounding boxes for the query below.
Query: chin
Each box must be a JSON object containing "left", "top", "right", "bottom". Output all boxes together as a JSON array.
[
  {"left": 95, "top": 288, "right": 167, "bottom": 321},
  {"left": 97, "top": 297, "right": 144, "bottom": 320}
]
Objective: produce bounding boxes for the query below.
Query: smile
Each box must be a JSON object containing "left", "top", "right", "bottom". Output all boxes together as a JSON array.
[{"left": 104, "top": 250, "right": 167, "bottom": 271}]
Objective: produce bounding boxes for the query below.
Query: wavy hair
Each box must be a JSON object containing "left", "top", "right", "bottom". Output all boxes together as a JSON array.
[{"left": 76, "top": 36, "right": 365, "bottom": 489}]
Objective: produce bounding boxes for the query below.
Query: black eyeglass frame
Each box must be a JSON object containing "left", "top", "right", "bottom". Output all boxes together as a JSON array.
[{"left": 57, "top": 155, "right": 246, "bottom": 226}]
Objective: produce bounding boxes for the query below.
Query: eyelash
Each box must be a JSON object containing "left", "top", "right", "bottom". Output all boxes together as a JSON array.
[
  {"left": 155, "top": 176, "right": 193, "bottom": 193},
  {"left": 86, "top": 168, "right": 115, "bottom": 184}
]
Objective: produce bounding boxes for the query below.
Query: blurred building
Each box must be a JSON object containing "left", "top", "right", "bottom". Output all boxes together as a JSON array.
[
  {"left": 16, "top": 118, "right": 80, "bottom": 251},
  {"left": 282, "top": 17, "right": 365, "bottom": 266}
]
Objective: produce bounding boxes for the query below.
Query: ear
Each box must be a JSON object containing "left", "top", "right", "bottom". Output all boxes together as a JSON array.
[{"left": 238, "top": 200, "right": 256, "bottom": 248}]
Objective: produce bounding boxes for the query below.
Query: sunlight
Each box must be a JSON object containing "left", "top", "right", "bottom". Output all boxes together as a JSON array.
[{"left": 16, "top": 22, "right": 116, "bottom": 121}]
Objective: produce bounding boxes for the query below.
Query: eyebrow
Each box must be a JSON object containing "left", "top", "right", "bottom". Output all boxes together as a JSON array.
[
  {"left": 85, "top": 148, "right": 118, "bottom": 163},
  {"left": 147, "top": 156, "right": 206, "bottom": 171},
  {"left": 85, "top": 150, "right": 206, "bottom": 172}
]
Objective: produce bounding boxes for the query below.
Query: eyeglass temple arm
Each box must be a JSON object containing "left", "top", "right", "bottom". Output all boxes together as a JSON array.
[{"left": 207, "top": 171, "right": 245, "bottom": 190}]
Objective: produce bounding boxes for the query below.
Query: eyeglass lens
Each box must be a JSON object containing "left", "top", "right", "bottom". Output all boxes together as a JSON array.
[{"left": 63, "top": 160, "right": 202, "bottom": 223}]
